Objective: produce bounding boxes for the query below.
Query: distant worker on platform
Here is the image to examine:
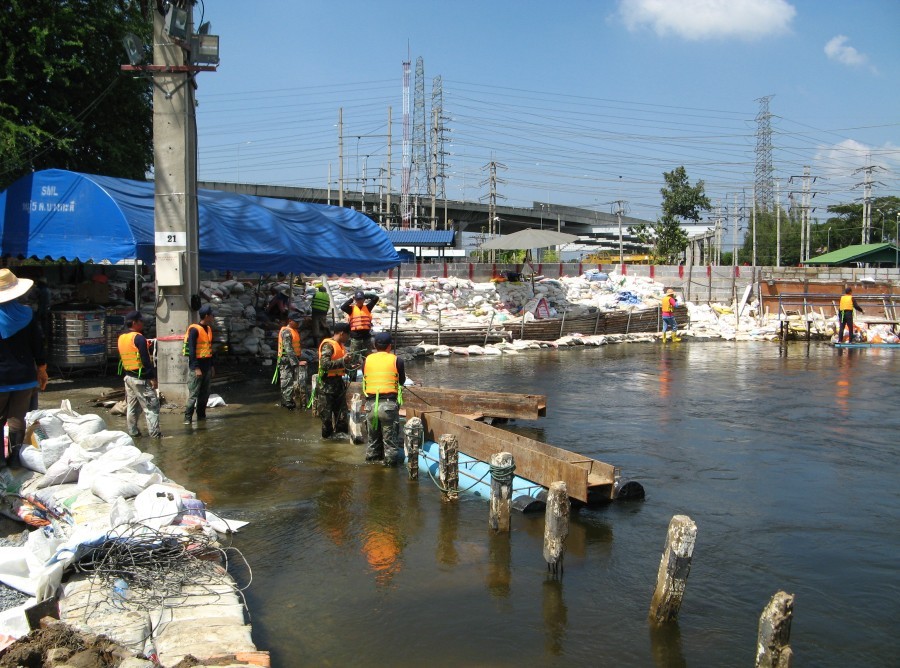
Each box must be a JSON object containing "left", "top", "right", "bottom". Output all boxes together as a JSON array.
[
  {"left": 117, "top": 311, "right": 162, "bottom": 439},
  {"left": 362, "top": 332, "right": 405, "bottom": 466},
  {"left": 316, "top": 322, "right": 350, "bottom": 438},
  {"left": 183, "top": 304, "right": 215, "bottom": 425},
  {"left": 310, "top": 284, "right": 331, "bottom": 345},
  {"left": 341, "top": 290, "right": 379, "bottom": 369},
  {"left": 0, "top": 269, "right": 48, "bottom": 467},
  {"left": 837, "top": 287, "right": 864, "bottom": 343},
  {"left": 661, "top": 288, "right": 681, "bottom": 342},
  {"left": 276, "top": 311, "right": 304, "bottom": 410}
]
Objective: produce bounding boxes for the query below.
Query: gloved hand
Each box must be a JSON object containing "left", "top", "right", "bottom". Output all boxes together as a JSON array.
[{"left": 36, "top": 364, "right": 49, "bottom": 391}]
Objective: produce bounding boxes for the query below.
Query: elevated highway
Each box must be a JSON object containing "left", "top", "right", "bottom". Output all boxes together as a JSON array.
[{"left": 198, "top": 181, "right": 652, "bottom": 242}]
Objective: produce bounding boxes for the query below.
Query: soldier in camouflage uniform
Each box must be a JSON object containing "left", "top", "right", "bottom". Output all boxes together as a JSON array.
[
  {"left": 316, "top": 322, "right": 351, "bottom": 438},
  {"left": 362, "top": 332, "right": 406, "bottom": 466},
  {"left": 277, "top": 312, "right": 304, "bottom": 409}
]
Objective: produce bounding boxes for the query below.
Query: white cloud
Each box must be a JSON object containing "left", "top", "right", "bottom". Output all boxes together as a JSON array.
[
  {"left": 824, "top": 35, "right": 868, "bottom": 67},
  {"left": 813, "top": 139, "right": 898, "bottom": 182},
  {"left": 618, "top": 0, "right": 796, "bottom": 41}
]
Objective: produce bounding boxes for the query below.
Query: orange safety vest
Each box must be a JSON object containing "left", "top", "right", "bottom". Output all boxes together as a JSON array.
[
  {"left": 839, "top": 294, "right": 854, "bottom": 311},
  {"left": 278, "top": 326, "right": 302, "bottom": 359},
  {"left": 183, "top": 323, "right": 213, "bottom": 358},
  {"left": 318, "top": 337, "right": 346, "bottom": 377},
  {"left": 363, "top": 351, "right": 399, "bottom": 396},
  {"left": 117, "top": 331, "right": 144, "bottom": 373},
  {"left": 661, "top": 295, "right": 676, "bottom": 315},
  {"left": 348, "top": 304, "right": 373, "bottom": 332}
]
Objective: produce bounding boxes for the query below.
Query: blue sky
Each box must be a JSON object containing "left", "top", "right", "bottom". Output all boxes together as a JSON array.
[{"left": 194, "top": 0, "right": 900, "bottom": 233}]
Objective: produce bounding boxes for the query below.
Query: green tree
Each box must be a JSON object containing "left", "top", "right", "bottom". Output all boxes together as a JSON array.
[
  {"left": 0, "top": 0, "right": 153, "bottom": 191},
  {"left": 629, "top": 166, "right": 711, "bottom": 264}
]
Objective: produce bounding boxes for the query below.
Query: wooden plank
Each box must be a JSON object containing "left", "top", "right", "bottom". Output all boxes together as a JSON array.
[
  {"left": 409, "top": 408, "right": 617, "bottom": 503},
  {"left": 347, "top": 383, "right": 547, "bottom": 420}
]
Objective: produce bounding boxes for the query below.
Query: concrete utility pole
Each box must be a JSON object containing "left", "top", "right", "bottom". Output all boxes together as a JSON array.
[
  {"left": 480, "top": 160, "right": 507, "bottom": 263},
  {"left": 338, "top": 108, "right": 344, "bottom": 209},
  {"left": 776, "top": 181, "right": 781, "bottom": 267},
  {"left": 853, "top": 162, "right": 884, "bottom": 245},
  {"left": 789, "top": 167, "right": 817, "bottom": 262},
  {"left": 752, "top": 188, "right": 757, "bottom": 267},
  {"left": 731, "top": 193, "right": 739, "bottom": 266},
  {"left": 613, "top": 200, "right": 628, "bottom": 266},
  {"left": 152, "top": 6, "right": 200, "bottom": 404},
  {"left": 386, "top": 106, "right": 392, "bottom": 227}
]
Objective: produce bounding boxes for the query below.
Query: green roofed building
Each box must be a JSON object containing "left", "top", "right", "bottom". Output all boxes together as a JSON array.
[{"left": 804, "top": 243, "right": 900, "bottom": 267}]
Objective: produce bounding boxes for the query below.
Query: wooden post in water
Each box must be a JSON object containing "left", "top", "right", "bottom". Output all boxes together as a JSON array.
[
  {"left": 439, "top": 434, "right": 459, "bottom": 502},
  {"left": 755, "top": 591, "right": 794, "bottom": 668},
  {"left": 649, "top": 514, "right": 697, "bottom": 624},
  {"left": 403, "top": 417, "right": 423, "bottom": 480},
  {"left": 543, "top": 481, "right": 569, "bottom": 577},
  {"left": 489, "top": 452, "right": 514, "bottom": 532}
]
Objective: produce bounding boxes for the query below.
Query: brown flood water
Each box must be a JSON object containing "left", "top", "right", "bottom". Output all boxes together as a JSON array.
[{"left": 46, "top": 341, "right": 900, "bottom": 667}]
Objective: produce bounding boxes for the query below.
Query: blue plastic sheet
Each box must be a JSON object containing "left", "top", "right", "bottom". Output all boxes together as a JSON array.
[{"left": 1, "top": 169, "right": 399, "bottom": 274}]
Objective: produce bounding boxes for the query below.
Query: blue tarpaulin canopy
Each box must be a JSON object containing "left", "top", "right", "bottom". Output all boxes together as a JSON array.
[{"left": 0, "top": 169, "right": 399, "bottom": 274}]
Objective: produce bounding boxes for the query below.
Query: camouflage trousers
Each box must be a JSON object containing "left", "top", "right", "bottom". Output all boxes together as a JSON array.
[
  {"left": 278, "top": 361, "right": 307, "bottom": 407},
  {"left": 365, "top": 396, "right": 401, "bottom": 465},
  {"left": 124, "top": 375, "right": 161, "bottom": 438},
  {"left": 315, "top": 376, "right": 347, "bottom": 436}
]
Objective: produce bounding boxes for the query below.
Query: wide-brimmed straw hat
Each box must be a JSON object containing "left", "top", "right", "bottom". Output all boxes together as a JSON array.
[
  {"left": 0, "top": 268, "right": 34, "bottom": 304},
  {"left": 665, "top": 288, "right": 675, "bottom": 295}
]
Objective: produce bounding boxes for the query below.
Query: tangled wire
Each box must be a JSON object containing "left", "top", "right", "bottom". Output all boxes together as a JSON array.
[{"left": 68, "top": 521, "right": 252, "bottom": 621}]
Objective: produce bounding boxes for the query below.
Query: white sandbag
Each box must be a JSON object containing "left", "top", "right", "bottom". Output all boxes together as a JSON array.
[
  {"left": 78, "top": 446, "right": 148, "bottom": 490},
  {"left": 17, "top": 435, "right": 73, "bottom": 474},
  {"left": 35, "top": 451, "right": 81, "bottom": 489},
  {"left": 92, "top": 467, "right": 164, "bottom": 504},
  {"left": 58, "top": 413, "right": 107, "bottom": 442},
  {"left": 29, "top": 483, "right": 81, "bottom": 510},
  {"left": 133, "top": 484, "right": 186, "bottom": 529},
  {"left": 109, "top": 496, "right": 135, "bottom": 526},
  {"left": 72, "top": 430, "right": 134, "bottom": 457},
  {"left": 24, "top": 411, "right": 67, "bottom": 439},
  {"left": 206, "top": 394, "right": 226, "bottom": 408}
]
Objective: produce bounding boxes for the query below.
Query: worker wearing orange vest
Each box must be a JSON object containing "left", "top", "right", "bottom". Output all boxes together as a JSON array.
[
  {"left": 276, "top": 311, "right": 305, "bottom": 409},
  {"left": 660, "top": 288, "right": 681, "bottom": 342},
  {"left": 341, "top": 290, "right": 379, "bottom": 371},
  {"left": 117, "top": 310, "right": 161, "bottom": 438},
  {"left": 362, "top": 332, "right": 406, "bottom": 466},
  {"left": 183, "top": 304, "right": 215, "bottom": 426},
  {"left": 316, "top": 322, "right": 351, "bottom": 438},
  {"left": 837, "top": 287, "right": 864, "bottom": 343}
]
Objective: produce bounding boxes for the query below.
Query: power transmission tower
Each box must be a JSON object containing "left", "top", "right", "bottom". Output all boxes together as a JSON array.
[
  {"left": 755, "top": 95, "right": 775, "bottom": 212},
  {"left": 412, "top": 56, "right": 429, "bottom": 198},
  {"left": 401, "top": 59, "right": 411, "bottom": 227},
  {"left": 431, "top": 75, "right": 450, "bottom": 229},
  {"left": 480, "top": 160, "right": 507, "bottom": 262}
]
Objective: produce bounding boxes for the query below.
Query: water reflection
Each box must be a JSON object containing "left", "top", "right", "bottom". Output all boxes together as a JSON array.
[
  {"left": 361, "top": 470, "right": 405, "bottom": 587},
  {"left": 436, "top": 501, "right": 459, "bottom": 567},
  {"left": 542, "top": 579, "right": 568, "bottom": 656},
  {"left": 485, "top": 533, "right": 511, "bottom": 599},
  {"left": 649, "top": 622, "right": 686, "bottom": 668}
]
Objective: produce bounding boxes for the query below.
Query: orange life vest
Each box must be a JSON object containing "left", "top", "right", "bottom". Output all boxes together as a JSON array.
[
  {"left": 278, "top": 326, "right": 301, "bottom": 359},
  {"left": 183, "top": 323, "right": 213, "bottom": 358},
  {"left": 117, "top": 331, "right": 144, "bottom": 373},
  {"left": 363, "top": 351, "right": 399, "bottom": 396},
  {"left": 348, "top": 304, "right": 373, "bottom": 332},
  {"left": 318, "top": 337, "right": 346, "bottom": 377}
]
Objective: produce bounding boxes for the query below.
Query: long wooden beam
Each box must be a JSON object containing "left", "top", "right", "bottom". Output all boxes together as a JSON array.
[
  {"left": 407, "top": 408, "right": 617, "bottom": 503},
  {"left": 346, "top": 383, "right": 547, "bottom": 420}
]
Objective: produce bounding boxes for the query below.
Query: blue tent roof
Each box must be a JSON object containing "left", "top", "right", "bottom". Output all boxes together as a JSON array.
[
  {"left": 0, "top": 169, "right": 399, "bottom": 274},
  {"left": 385, "top": 229, "right": 456, "bottom": 247}
]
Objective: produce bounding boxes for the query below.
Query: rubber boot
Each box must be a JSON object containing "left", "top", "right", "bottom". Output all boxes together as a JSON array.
[
  {"left": 7, "top": 430, "right": 24, "bottom": 468},
  {"left": 662, "top": 331, "right": 669, "bottom": 342},
  {"left": 672, "top": 333, "right": 682, "bottom": 342}
]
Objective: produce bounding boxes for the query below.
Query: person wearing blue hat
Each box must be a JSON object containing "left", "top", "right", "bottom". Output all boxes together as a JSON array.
[
  {"left": 361, "top": 331, "right": 405, "bottom": 466},
  {"left": 0, "top": 268, "right": 48, "bottom": 467},
  {"left": 117, "top": 310, "right": 161, "bottom": 438},
  {"left": 340, "top": 289, "right": 379, "bottom": 370},
  {"left": 182, "top": 304, "right": 216, "bottom": 425}
]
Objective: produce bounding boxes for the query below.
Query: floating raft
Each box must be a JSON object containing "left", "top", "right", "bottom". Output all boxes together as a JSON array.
[
  {"left": 417, "top": 440, "right": 548, "bottom": 511},
  {"left": 407, "top": 408, "right": 644, "bottom": 505}
]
